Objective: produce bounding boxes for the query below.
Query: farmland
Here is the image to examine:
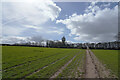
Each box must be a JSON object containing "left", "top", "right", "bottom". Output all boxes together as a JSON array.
[
  {"left": 2, "top": 46, "right": 118, "bottom": 78},
  {"left": 92, "top": 50, "right": 118, "bottom": 77},
  {"left": 2, "top": 46, "right": 85, "bottom": 78},
  {"left": 57, "top": 50, "right": 85, "bottom": 78}
]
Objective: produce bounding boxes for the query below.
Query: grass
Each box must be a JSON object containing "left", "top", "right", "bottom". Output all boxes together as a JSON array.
[
  {"left": 2, "top": 46, "right": 118, "bottom": 78},
  {"left": 57, "top": 50, "right": 85, "bottom": 78},
  {"left": 2, "top": 46, "right": 81, "bottom": 78},
  {"left": 92, "top": 49, "right": 118, "bottom": 77},
  {"left": 27, "top": 51, "right": 77, "bottom": 78}
]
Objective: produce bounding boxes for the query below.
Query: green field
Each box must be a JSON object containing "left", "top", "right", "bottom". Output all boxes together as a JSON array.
[
  {"left": 2, "top": 46, "right": 85, "bottom": 78},
  {"left": 2, "top": 46, "right": 118, "bottom": 78},
  {"left": 92, "top": 50, "right": 118, "bottom": 76},
  {"left": 57, "top": 50, "right": 85, "bottom": 78}
]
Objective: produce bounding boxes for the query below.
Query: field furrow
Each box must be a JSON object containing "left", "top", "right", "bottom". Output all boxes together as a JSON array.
[
  {"left": 3, "top": 46, "right": 68, "bottom": 70},
  {"left": 2, "top": 46, "right": 118, "bottom": 78},
  {"left": 22, "top": 55, "right": 68, "bottom": 78},
  {"left": 26, "top": 51, "right": 78, "bottom": 78},
  {"left": 2, "top": 46, "right": 81, "bottom": 78},
  {"left": 50, "top": 54, "right": 77, "bottom": 78},
  {"left": 3, "top": 52, "right": 69, "bottom": 78},
  {"left": 57, "top": 50, "right": 85, "bottom": 78},
  {"left": 3, "top": 52, "right": 62, "bottom": 71}
]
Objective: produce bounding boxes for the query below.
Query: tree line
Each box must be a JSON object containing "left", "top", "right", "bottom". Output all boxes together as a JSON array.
[{"left": 2, "top": 36, "right": 120, "bottom": 50}]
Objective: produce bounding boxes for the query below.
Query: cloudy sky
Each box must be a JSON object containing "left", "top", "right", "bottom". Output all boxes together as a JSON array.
[{"left": 1, "top": 0, "right": 118, "bottom": 44}]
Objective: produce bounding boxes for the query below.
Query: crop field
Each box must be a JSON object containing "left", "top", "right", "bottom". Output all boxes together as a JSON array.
[
  {"left": 2, "top": 46, "right": 85, "bottom": 78},
  {"left": 2, "top": 46, "right": 118, "bottom": 78},
  {"left": 57, "top": 50, "right": 85, "bottom": 78},
  {"left": 92, "top": 50, "right": 118, "bottom": 77}
]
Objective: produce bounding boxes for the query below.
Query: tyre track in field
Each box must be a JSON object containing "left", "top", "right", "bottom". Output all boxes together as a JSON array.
[
  {"left": 85, "top": 48, "right": 99, "bottom": 78},
  {"left": 85, "top": 47, "right": 116, "bottom": 78},
  {"left": 21, "top": 55, "right": 68, "bottom": 79},
  {"left": 88, "top": 50, "right": 117, "bottom": 78},
  {"left": 50, "top": 54, "right": 77, "bottom": 78},
  {"left": 3, "top": 53, "right": 62, "bottom": 71}
]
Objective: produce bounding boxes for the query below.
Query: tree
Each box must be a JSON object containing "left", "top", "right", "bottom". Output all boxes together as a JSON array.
[{"left": 62, "top": 36, "right": 66, "bottom": 46}]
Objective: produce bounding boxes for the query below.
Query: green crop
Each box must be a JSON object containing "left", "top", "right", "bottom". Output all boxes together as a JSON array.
[
  {"left": 57, "top": 50, "right": 85, "bottom": 78},
  {"left": 2, "top": 46, "right": 81, "bottom": 78}
]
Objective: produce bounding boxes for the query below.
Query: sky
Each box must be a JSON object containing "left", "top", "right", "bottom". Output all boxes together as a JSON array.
[{"left": 1, "top": 0, "right": 118, "bottom": 44}]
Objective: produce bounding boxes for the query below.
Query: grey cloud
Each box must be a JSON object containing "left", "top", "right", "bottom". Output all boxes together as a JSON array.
[
  {"left": 1, "top": 36, "right": 45, "bottom": 44},
  {"left": 30, "top": 36, "right": 45, "bottom": 43}
]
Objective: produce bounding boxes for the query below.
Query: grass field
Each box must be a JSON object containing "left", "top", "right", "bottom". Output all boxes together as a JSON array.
[
  {"left": 92, "top": 50, "right": 118, "bottom": 77},
  {"left": 2, "top": 46, "right": 85, "bottom": 78},
  {"left": 57, "top": 50, "right": 85, "bottom": 78},
  {"left": 2, "top": 46, "right": 118, "bottom": 78}
]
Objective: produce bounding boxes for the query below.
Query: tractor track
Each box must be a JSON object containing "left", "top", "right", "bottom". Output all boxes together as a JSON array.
[
  {"left": 85, "top": 49, "right": 99, "bottom": 78},
  {"left": 50, "top": 54, "right": 77, "bottom": 78},
  {"left": 88, "top": 50, "right": 116, "bottom": 78},
  {"left": 21, "top": 55, "right": 68, "bottom": 79},
  {"left": 85, "top": 47, "right": 115, "bottom": 78},
  {"left": 3, "top": 53, "right": 63, "bottom": 71}
]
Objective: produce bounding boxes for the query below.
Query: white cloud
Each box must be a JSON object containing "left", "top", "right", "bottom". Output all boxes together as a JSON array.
[
  {"left": 56, "top": 3, "right": 118, "bottom": 42},
  {"left": 2, "top": 0, "right": 62, "bottom": 43},
  {"left": 2, "top": 0, "right": 62, "bottom": 35},
  {"left": 2, "top": 0, "right": 61, "bottom": 25}
]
